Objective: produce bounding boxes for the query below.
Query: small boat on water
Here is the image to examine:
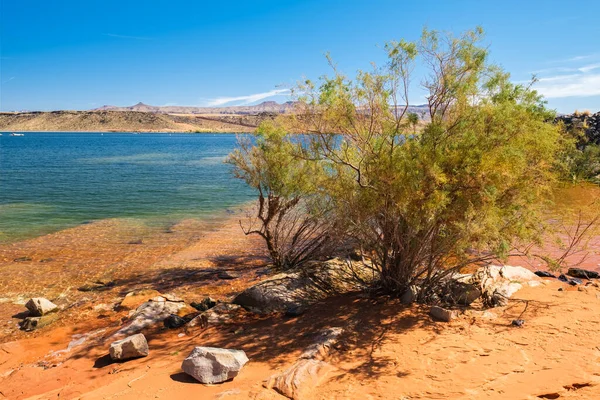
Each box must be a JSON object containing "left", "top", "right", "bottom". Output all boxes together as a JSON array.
[{"left": 10, "top": 133, "right": 24, "bottom": 137}]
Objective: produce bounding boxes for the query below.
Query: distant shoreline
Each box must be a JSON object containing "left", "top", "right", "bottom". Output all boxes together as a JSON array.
[{"left": 0, "top": 110, "right": 264, "bottom": 134}]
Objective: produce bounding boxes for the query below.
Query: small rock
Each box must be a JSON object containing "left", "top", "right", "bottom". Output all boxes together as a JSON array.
[
  {"left": 285, "top": 305, "right": 307, "bottom": 317},
  {"left": 217, "top": 271, "right": 240, "bottom": 280},
  {"left": 559, "top": 274, "right": 583, "bottom": 286},
  {"left": 25, "top": 298, "right": 58, "bottom": 317},
  {"left": 164, "top": 314, "right": 186, "bottom": 329},
  {"left": 191, "top": 297, "right": 217, "bottom": 312},
  {"left": 14, "top": 257, "right": 32, "bottom": 262},
  {"left": 534, "top": 271, "right": 556, "bottom": 278},
  {"left": 400, "top": 286, "right": 419, "bottom": 305},
  {"left": 430, "top": 306, "right": 459, "bottom": 322},
  {"left": 450, "top": 282, "right": 481, "bottom": 306},
  {"left": 181, "top": 347, "right": 249, "bottom": 384},
  {"left": 20, "top": 313, "right": 59, "bottom": 331},
  {"left": 511, "top": 319, "right": 525, "bottom": 327},
  {"left": 567, "top": 268, "right": 600, "bottom": 280},
  {"left": 109, "top": 333, "right": 149, "bottom": 361},
  {"left": 78, "top": 281, "right": 116, "bottom": 292}
]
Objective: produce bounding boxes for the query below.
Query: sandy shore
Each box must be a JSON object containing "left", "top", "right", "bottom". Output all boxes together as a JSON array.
[{"left": 1, "top": 212, "right": 600, "bottom": 399}]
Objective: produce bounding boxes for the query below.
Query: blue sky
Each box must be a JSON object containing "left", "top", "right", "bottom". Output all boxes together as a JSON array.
[{"left": 1, "top": 0, "right": 599, "bottom": 113}]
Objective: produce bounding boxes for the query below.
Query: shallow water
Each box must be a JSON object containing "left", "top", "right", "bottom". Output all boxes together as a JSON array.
[{"left": 0, "top": 132, "right": 254, "bottom": 242}]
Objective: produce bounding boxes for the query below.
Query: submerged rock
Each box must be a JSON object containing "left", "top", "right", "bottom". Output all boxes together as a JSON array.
[
  {"left": 181, "top": 347, "right": 249, "bottom": 384},
  {"left": 109, "top": 333, "right": 149, "bottom": 361},
  {"left": 25, "top": 298, "right": 58, "bottom": 317}
]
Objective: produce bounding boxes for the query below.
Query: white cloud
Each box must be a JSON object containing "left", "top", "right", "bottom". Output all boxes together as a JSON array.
[
  {"left": 531, "top": 57, "right": 600, "bottom": 99},
  {"left": 548, "top": 54, "right": 600, "bottom": 64},
  {"left": 535, "top": 73, "right": 600, "bottom": 98},
  {"left": 205, "top": 89, "right": 290, "bottom": 107},
  {"left": 578, "top": 63, "right": 600, "bottom": 73},
  {"left": 1, "top": 77, "right": 15, "bottom": 85}
]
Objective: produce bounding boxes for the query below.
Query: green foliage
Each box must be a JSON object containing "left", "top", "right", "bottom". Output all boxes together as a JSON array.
[
  {"left": 227, "top": 120, "right": 335, "bottom": 270},
  {"left": 229, "top": 27, "right": 564, "bottom": 295},
  {"left": 569, "top": 144, "right": 600, "bottom": 183}
]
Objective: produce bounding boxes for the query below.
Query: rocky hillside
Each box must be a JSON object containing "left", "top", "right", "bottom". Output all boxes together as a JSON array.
[
  {"left": 0, "top": 111, "right": 266, "bottom": 133},
  {"left": 556, "top": 111, "right": 600, "bottom": 146}
]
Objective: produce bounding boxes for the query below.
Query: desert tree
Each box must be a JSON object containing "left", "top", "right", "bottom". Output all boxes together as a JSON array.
[{"left": 290, "top": 27, "right": 562, "bottom": 297}]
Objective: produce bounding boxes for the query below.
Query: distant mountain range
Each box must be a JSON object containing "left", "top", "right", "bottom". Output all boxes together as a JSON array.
[
  {"left": 91, "top": 101, "right": 432, "bottom": 118},
  {"left": 91, "top": 101, "right": 298, "bottom": 115}
]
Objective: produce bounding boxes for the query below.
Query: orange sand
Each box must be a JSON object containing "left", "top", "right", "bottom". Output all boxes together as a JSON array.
[{"left": 1, "top": 214, "right": 600, "bottom": 399}]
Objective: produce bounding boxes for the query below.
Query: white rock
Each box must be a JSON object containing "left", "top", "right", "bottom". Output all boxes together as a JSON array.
[
  {"left": 181, "top": 347, "right": 249, "bottom": 384},
  {"left": 115, "top": 299, "right": 187, "bottom": 336},
  {"left": 483, "top": 265, "right": 540, "bottom": 283},
  {"left": 265, "top": 358, "right": 334, "bottom": 400},
  {"left": 430, "top": 306, "right": 459, "bottom": 322},
  {"left": 25, "top": 298, "right": 58, "bottom": 316},
  {"left": 109, "top": 333, "right": 149, "bottom": 361}
]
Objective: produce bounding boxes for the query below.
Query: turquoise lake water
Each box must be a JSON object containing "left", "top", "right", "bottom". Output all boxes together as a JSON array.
[{"left": 0, "top": 132, "right": 254, "bottom": 242}]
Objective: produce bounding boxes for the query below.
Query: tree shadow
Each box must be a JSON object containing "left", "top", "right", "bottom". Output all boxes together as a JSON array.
[{"left": 99, "top": 254, "right": 270, "bottom": 297}]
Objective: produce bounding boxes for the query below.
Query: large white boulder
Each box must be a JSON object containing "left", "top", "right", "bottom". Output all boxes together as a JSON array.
[
  {"left": 25, "top": 298, "right": 58, "bottom": 317},
  {"left": 473, "top": 265, "right": 541, "bottom": 307},
  {"left": 109, "top": 333, "right": 149, "bottom": 361},
  {"left": 116, "top": 295, "right": 188, "bottom": 336},
  {"left": 181, "top": 347, "right": 249, "bottom": 384}
]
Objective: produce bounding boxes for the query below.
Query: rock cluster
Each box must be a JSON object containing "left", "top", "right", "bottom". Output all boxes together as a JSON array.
[
  {"left": 25, "top": 297, "right": 58, "bottom": 317},
  {"left": 115, "top": 293, "right": 190, "bottom": 336},
  {"left": 556, "top": 111, "right": 600, "bottom": 146},
  {"left": 19, "top": 297, "right": 59, "bottom": 331}
]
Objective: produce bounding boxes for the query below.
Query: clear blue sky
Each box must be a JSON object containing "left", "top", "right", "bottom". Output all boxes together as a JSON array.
[{"left": 1, "top": 0, "right": 599, "bottom": 113}]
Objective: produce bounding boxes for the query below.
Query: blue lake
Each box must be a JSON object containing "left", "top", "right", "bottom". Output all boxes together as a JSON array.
[{"left": 0, "top": 132, "right": 254, "bottom": 242}]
